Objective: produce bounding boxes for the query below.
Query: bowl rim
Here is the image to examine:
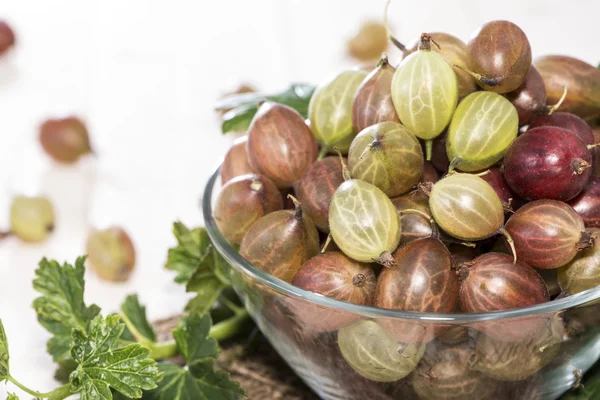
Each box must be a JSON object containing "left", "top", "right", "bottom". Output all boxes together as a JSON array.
[{"left": 203, "top": 164, "right": 600, "bottom": 323}]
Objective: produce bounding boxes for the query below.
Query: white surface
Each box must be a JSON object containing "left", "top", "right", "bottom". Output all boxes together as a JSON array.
[{"left": 0, "top": 0, "right": 598, "bottom": 397}]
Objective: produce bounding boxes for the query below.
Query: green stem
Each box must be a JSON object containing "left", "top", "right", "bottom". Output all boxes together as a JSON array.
[
  {"left": 317, "top": 145, "right": 330, "bottom": 160},
  {"left": 148, "top": 309, "right": 250, "bottom": 360},
  {"left": 7, "top": 375, "right": 70, "bottom": 399},
  {"left": 48, "top": 384, "right": 73, "bottom": 400},
  {"left": 425, "top": 140, "right": 433, "bottom": 161}
]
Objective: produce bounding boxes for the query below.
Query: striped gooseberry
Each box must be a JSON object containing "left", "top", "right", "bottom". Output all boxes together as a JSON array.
[
  {"left": 412, "top": 342, "right": 496, "bottom": 400},
  {"left": 308, "top": 70, "right": 369, "bottom": 153},
  {"left": 292, "top": 251, "right": 376, "bottom": 303},
  {"left": 329, "top": 157, "right": 401, "bottom": 266},
  {"left": 474, "top": 317, "right": 564, "bottom": 381},
  {"left": 505, "top": 200, "right": 594, "bottom": 269},
  {"left": 247, "top": 102, "right": 318, "bottom": 188},
  {"left": 535, "top": 55, "right": 600, "bottom": 121},
  {"left": 348, "top": 121, "right": 423, "bottom": 197},
  {"left": 352, "top": 55, "right": 400, "bottom": 133},
  {"left": 391, "top": 34, "right": 458, "bottom": 159},
  {"left": 466, "top": 21, "right": 532, "bottom": 94},
  {"left": 403, "top": 32, "right": 477, "bottom": 100},
  {"left": 375, "top": 238, "right": 458, "bottom": 344},
  {"left": 337, "top": 320, "right": 425, "bottom": 382},
  {"left": 558, "top": 228, "right": 600, "bottom": 295},
  {"left": 214, "top": 174, "right": 283, "bottom": 245},
  {"left": 446, "top": 92, "right": 518, "bottom": 172},
  {"left": 239, "top": 196, "right": 319, "bottom": 282},
  {"left": 428, "top": 173, "right": 512, "bottom": 247},
  {"left": 220, "top": 136, "right": 256, "bottom": 184},
  {"left": 295, "top": 156, "right": 344, "bottom": 232},
  {"left": 479, "top": 168, "right": 515, "bottom": 205}
]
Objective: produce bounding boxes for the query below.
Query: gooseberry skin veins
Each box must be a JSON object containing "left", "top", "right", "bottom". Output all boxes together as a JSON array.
[
  {"left": 329, "top": 179, "right": 401, "bottom": 264},
  {"left": 391, "top": 50, "right": 458, "bottom": 140},
  {"left": 309, "top": 70, "right": 369, "bottom": 148},
  {"left": 429, "top": 174, "right": 504, "bottom": 241},
  {"left": 447, "top": 92, "right": 518, "bottom": 172},
  {"left": 337, "top": 320, "right": 425, "bottom": 382},
  {"left": 348, "top": 121, "right": 424, "bottom": 197}
]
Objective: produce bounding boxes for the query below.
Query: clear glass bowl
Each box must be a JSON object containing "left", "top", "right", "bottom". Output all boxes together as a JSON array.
[{"left": 203, "top": 166, "right": 600, "bottom": 400}]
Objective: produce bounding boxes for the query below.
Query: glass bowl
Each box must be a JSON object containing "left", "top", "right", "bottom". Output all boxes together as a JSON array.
[{"left": 203, "top": 165, "right": 600, "bottom": 400}]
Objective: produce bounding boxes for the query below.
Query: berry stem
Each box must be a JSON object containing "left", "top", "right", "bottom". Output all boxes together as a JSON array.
[
  {"left": 546, "top": 86, "right": 568, "bottom": 115},
  {"left": 6, "top": 375, "right": 68, "bottom": 399},
  {"left": 448, "top": 157, "right": 462, "bottom": 173},
  {"left": 317, "top": 145, "right": 330, "bottom": 160},
  {"left": 334, "top": 147, "right": 352, "bottom": 181},
  {"left": 425, "top": 140, "right": 433, "bottom": 161},
  {"left": 499, "top": 227, "right": 517, "bottom": 264},
  {"left": 321, "top": 234, "right": 333, "bottom": 253},
  {"left": 287, "top": 194, "right": 303, "bottom": 218},
  {"left": 383, "top": 0, "right": 407, "bottom": 53}
]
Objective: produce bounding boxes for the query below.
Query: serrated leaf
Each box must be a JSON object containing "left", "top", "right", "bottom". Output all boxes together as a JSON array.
[
  {"left": 144, "top": 314, "right": 243, "bottom": 400},
  {"left": 120, "top": 295, "right": 156, "bottom": 344},
  {"left": 0, "top": 319, "right": 9, "bottom": 381},
  {"left": 54, "top": 359, "right": 78, "bottom": 384},
  {"left": 165, "top": 223, "right": 211, "bottom": 284},
  {"left": 32, "top": 257, "right": 101, "bottom": 361},
  {"left": 185, "top": 249, "right": 230, "bottom": 315},
  {"left": 70, "top": 314, "right": 160, "bottom": 400}
]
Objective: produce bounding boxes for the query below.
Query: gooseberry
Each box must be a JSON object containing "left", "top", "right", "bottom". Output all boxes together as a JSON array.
[
  {"left": 505, "top": 66, "right": 547, "bottom": 125},
  {"left": 529, "top": 111, "right": 595, "bottom": 147},
  {"left": 309, "top": 70, "right": 369, "bottom": 152},
  {"left": 214, "top": 174, "right": 283, "bottom": 245},
  {"left": 467, "top": 21, "right": 532, "bottom": 94},
  {"left": 558, "top": 228, "right": 600, "bottom": 295},
  {"left": 568, "top": 177, "right": 600, "bottom": 228},
  {"left": 240, "top": 196, "right": 319, "bottom": 282},
  {"left": 352, "top": 55, "right": 400, "bottom": 133},
  {"left": 39, "top": 116, "right": 93, "bottom": 164},
  {"left": 247, "top": 102, "right": 318, "bottom": 188},
  {"left": 503, "top": 126, "right": 592, "bottom": 201},
  {"left": 479, "top": 168, "right": 515, "bottom": 205},
  {"left": 391, "top": 191, "right": 433, "bottom": 246},
  {"left": 337, "top": 320, "right": 425, "bottom": 382},
  {"left": 0, "top": 20, "right": 15, "bottom": 56},
  {"left": 535, "top": 55, "right": 600, "bottom": 121},
  {"left": 295, "top": 156, "right": 344, "bottom": 232},
  {"left": 9, "top": 195, "right": 55, "bottom": 243},
  {"left": 420, "top": 161, "right": 439, "bottom": 184},
  {"left": 505, "top": 200, "right": 594, "bottom": 269},
  {"left": 346, "top": 21, "right": 388, "bottom": 62},
  {"left": 221, "top": 137, "right": 256, "bottom": 184},
  {"left": 375, "top": 238, "right": 458, "bottom": 344},
  {"left": 86, "top": 227, "right": 136, "bottom": 282},
  {"left": 348, "top": 121, "right": 423, "bottom": 197},
  {"left": 391, "top": 34, "right": 458, "bottom": 158},
  {"left": 446, "top": 91, "right": 518, "bottom": 172},
  {"left": 329, "top": 166, "right": 401, "bottom": 266}
]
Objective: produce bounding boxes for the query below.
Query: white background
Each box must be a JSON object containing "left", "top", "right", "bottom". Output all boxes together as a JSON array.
[{"left": 0, "top": 0, "right": 598, "bottom": 397}]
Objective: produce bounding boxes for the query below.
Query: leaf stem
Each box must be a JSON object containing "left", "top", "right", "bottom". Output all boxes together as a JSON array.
[
  {"left": 317, "top": 145, "right": 330, "bottom": 160},
  {"left": 7, "top": 375, "right": 70, "bottom": 399},
  {"left": 148, "top": 309, "right": 250, "bottom": 360}
]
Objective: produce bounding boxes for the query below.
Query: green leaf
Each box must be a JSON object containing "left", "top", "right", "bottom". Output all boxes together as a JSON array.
[
  {"left": 144, "top": 314, "right": 243, "bottom": 400},
  {"left": 0, "top": 319, "right": 9, "bottom": 381},
  {"left": 120, "top": 295, "right": 157, "bottom": 344},
  {"left": 165, "top": 223, "right": 211, "bottom": 284},
  {"left": 221, "top": 103, "right": 258, "bottom": 134},
  {"left": 6, "top": 393, "right": 19, "bottom": 400},
  {"left": 185, "top": 249, "right": 230, "bottom": 315},
  {"left": 70, "top": 314, "right": 161, "bottom": 400},
  {"left": 32, "top": 257, "right": 101, "bottom": 361},
  {"left": 54, "top": 359, "right": 78, "bottom": 384},
  {"left": 219, "top": 83, "right": 315, "bottom": 134}
]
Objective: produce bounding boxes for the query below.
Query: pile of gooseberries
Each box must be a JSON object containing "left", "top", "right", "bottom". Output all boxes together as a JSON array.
[{"left": 214, "top": 8, "right": 600, "bottom": 397}]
